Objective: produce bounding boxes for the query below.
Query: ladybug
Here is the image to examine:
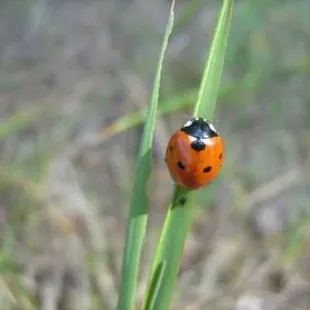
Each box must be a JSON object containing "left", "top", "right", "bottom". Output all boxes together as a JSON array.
[{"left": 165, "top": 117, "right": 224, "bottom": 190}]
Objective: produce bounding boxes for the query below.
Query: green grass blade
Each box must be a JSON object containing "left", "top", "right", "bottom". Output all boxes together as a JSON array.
[
  {"left": 143, "top": 1, "right": 233, "bottom": 309},
  {"left": 144, "top": 261, "right": 166, "bottom": 310},
  {"left": 193, "top": 0, "right": 233, "bottom": 117},
  {"left": 116, "top": 2, "right": 175, "bottom": 310},
  {"left": 100, "top": 89, "right": 197, "bottom": 142}
]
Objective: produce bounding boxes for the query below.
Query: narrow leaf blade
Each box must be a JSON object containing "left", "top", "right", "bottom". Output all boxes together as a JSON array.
[
  {"left": 194, "top": 0, "right": 233, "bottom": 117},
  {"left": 117, "top": 2, "right": 175, "bottom": 310}
]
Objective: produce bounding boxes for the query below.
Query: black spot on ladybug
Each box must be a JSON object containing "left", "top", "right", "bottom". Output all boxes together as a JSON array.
[
  {"left": 219, "top": 153, "right": 223, "bottom": 159},
  {"left": 169, "top": 146, "right": 173, "bottom": 152},
  {"left": 177, "top": 161, "right": 185, "bottom": 170},
  {"left": 203, "top": 166, "right": 212, "bottom": 173},
  {"left": 191, "top": 139, "right": 206, "bottom": 151},
  {"left": 178, "top": 197, "right": 187, "bottom": 206}
]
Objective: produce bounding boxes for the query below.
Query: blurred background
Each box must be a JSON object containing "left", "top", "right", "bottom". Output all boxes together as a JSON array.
[{"left": 0, "top": 0, "right": 310, "bottom": 309}]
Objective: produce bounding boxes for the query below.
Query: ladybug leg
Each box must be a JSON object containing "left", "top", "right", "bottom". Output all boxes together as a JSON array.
[
  {"left": 171, "top": 196, "right": 187, "bottom": 209},
  {"left": 178, "top": 196, "right": 187, "bottom": 206}
]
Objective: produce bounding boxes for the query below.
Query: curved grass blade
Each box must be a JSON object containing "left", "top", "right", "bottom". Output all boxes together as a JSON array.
[
  {"left": 143, "top": 1, "right": 233, "bottom": 309},
  {"left": 100, "top": 89, "right": 197, "bottom": 142},
  {"left": 116, "top": 2, "right": 175, "bottom": 310}
]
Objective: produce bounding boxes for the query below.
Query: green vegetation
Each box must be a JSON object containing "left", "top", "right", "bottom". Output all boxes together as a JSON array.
[
  {"left": 117, "top": 2, "right": 175, "bottom": 309},
  {"left": 1, "top": 0, "right": 310, "bottom": 309}
]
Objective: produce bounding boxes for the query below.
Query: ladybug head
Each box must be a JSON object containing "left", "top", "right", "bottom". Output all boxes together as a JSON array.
[{"left": 181, "top": 117, "right": 218, "bottom": 139}]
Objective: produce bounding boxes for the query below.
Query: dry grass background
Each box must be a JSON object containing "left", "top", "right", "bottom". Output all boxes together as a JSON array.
[{"left": 0, "top": 0, "right": 310, "bottom": 309}]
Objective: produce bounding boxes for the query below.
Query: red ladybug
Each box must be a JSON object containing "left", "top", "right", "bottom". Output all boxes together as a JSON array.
[{"left": 165, "top": 117, "right": 224, "bottom": 190}]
